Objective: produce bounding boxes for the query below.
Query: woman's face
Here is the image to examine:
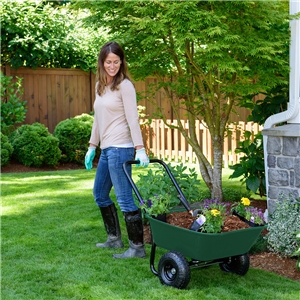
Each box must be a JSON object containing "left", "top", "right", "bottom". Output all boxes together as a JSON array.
[{"left": 104, "top": 52, "right": 121, "bottom": 82}]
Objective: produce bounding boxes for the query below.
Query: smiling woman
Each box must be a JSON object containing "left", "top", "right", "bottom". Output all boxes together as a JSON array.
[{"left": 104, "top": 53, "right": 122, "bottom": 83}]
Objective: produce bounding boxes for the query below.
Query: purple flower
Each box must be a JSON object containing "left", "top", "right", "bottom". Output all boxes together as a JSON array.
[
  {"left": 147, "top": 199, "right": 153, "bottom": 208},
  {"left": 200, "top": 198, "right": 231, "bottom": 215}
]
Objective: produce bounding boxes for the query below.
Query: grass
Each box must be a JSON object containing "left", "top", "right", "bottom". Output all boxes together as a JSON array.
[{"left": 1, "top": 167, "right": 298, "bottom": 300}]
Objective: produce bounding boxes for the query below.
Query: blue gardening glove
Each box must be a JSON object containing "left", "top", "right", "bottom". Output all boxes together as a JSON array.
[
  {"left": 85, "top": 146, "right": 96, "bottom": 170},
  {"left": 135, "top": 147, "right": 149, "bottom": 167}
]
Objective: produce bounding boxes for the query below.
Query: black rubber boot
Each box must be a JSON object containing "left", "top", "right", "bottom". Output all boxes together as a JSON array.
[
  {"left": 96, "top": 203, "right": 124, "bottom": 249},
  {"left": 113, "top": 209, "right": 146, "bottom": 258}
]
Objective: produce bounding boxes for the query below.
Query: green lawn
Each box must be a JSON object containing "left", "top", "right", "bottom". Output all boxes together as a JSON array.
[{"left": 1, "top": 167, "right": 298, "bottom": 300}]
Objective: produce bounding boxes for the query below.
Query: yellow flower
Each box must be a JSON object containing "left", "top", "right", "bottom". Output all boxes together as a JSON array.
[
  {"left": 211, "top": 209, "right": 220, "bottom": 217},
  {"left": 241, "top": 197, "right": 250, "bottom": 206}
]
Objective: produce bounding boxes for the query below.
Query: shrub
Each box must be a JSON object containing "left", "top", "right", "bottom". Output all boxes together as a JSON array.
[
  {"left": 1, "top": 133, "right": 13, "bottom": 166},
  {"left": 10, "top": 123, "right": 61, "bottom": 167},
  {"left": 229, "top": 131, "right": 266, "bottom": 197},
  {"left": 135, "top": 162, "right": 201, "bottom": 208},
  {"left": 197, "top": 188, "right": 251, "bottom": 202},
  {"left": 53, "top": 114, "right": 94, "bottom": 164},
  {"left": 222, "top": 187, "right": 251, "bottom": 202},
  {"left": 267, "top": 193, "right": 300, "bottom": 257},
  {"left": 0, "top": 72, "right": 27, "bottom": 135}
]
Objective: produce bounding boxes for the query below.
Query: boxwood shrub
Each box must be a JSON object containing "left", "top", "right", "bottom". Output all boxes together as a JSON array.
[
  {"left": 9, "top": 123, "right": 61, "bottom": 167},
  {"left": 53, "top": 113, "right": 94, "bottom": 164},
  {"left": 1, "top": 133, "right": 13, "bottom": 166}
]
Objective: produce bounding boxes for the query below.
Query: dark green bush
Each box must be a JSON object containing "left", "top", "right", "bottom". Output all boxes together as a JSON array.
[
  {"left": 10, "top": 123, "right": 61, "bottom": 167},
  {"left": 1, "top": 72, "right": 27, "bottom": 135},
  {"left": 53, "top": 114, "right": 94, "bottom": 164},
  {"left": 222, "top": 187, "right": 251, "bottom": 202},
  {"left": 1, "top": 133, "right": 13, "bottom": 166},
  {"left": 229, "top": 131, "right": 266, "bottom": 197}
]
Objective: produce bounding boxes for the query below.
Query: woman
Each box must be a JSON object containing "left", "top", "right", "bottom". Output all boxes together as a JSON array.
[{"left": 85, "top": 41, "right": 149, "bottom": 259}]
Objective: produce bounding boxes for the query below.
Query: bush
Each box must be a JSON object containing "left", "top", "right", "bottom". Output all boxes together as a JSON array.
[
  {"left": 135, "top": 162, "right": 201, "bottom": 208},
  {"left": 222, "top": 187, "right": 251, "bottom": 202},
  {"left": 0, "top": 72, "right": 27, "bottom": 135},
  {"left": 229, "top": 131, "right": 266, "bottom": 197},
  {"left": 53, "top": 114, "right": 94, "bottom": 164},
  {"left": 267, "top": 193, "right": 300, "bottom": 257},
  {"left": 197, "top": 188, "right": 251, "bottom": 202},
  {"left": 1, "top": 133, "right": 13, "bottom": 166},
  {"left": 10, "top": 123, "right": 61, "bottom": 167}
]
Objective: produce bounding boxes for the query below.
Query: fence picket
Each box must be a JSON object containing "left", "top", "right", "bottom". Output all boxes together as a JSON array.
[{"left": 144, "top": 119, "right": 262, "bottom": 166}]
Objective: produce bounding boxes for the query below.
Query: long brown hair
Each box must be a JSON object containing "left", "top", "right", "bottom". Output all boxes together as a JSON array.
[{"left": 96, "top": 41, "right": 131, "bottom": 96}]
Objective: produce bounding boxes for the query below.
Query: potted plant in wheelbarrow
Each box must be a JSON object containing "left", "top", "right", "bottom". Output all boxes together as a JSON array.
[
  {"left": 139, "top": 192, "right": 172, "bottom": 222},
  {"left": 123, "top": 159, "right": 267, "bottom": 289}
]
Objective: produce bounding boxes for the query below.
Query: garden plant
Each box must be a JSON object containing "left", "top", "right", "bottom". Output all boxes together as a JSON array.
[
  {"left": 0, "top": 72, "right": 27, "bottom": 135},
  {"left": 53, "top": 113, "right": 95, "bottom": 165},
  {"left": 9, "top": 122, "right": 61, "bottom": 167},
  {"left": 1, "top": 133, "right": 13, "bottom": 167},
  {"left": 267, "top": 193, "right": 300, "bottom": 257}
]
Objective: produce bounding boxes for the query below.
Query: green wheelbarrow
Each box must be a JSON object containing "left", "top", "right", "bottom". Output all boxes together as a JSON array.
[{"left": 123, "top": 159, "right": 266, "bottom": 289}]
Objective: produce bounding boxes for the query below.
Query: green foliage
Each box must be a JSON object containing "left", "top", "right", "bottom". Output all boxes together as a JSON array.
[
  {"left": 53, "top": 114, "right": 94, "bottom": 164},
  {"left": 0, "top": 72, "right": 27, "bottom": 134},
  {"left": 0, "top": 133, "right": 13, "bottom": 166},
  {"left": 267, "top": 194, "right": 300, "bottom": 257},
  {"left": 9, "top": 123, "right": 61, "bottom": 167},
  {"left": 229, "top": 131, "right": 265, "bottom": 197},
  {"left": 222, "top": 187, "right": 251, "bottom": 202},
  {"left": 135, "top": 163, "right": 201, "bottom": 208},
  {"left": 197, "top": 187, "right": 251, "bottom": 202},
  {"left": 241, "top": 84, "right": 288, "bottom": 125},
  {"left": 140, "top": 194, "right": 171, "bottom": 217},
  {"left": 76, "top": 0, "right": 290, "bottom": 200},
  {"left": 293, "top": 231, "right": 300, "bottom": 271},
  {"left": 0, "top": 0, "right": 104, "bottom": 71}
]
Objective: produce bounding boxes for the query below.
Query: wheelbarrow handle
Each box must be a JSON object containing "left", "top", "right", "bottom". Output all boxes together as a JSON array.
[{"left": 123, "top": 159, "right": 192, "bottom": 213}]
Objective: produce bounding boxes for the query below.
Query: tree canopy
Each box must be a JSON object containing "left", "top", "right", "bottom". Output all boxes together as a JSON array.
[
  {"left": 74, "top": 0, "right": 290, "bottom": 199},
  {"left": 0, "top": 0, "right": 105, "bottom": 71}
]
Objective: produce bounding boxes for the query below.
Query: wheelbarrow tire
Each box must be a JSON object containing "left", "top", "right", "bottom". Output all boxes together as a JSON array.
[
  {"left": 219, "top": 253, "right": 250, "bottom": 275},
  {"left": 158, "top": 251, "right": 190, "bottom": 289}
]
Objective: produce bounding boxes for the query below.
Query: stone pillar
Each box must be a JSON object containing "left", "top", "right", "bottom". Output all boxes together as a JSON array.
[{"left": 262, "top": 124, "right": 300, "bottom": 213}]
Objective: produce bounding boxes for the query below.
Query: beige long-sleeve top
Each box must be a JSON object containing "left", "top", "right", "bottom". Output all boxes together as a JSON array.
[{"left": 89, "top": 79, "right": 143, "bottom": 149}]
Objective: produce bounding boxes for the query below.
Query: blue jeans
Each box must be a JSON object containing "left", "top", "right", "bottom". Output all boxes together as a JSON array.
[{"left": 93, "top": 147, "right": 138, "bottom": 212}]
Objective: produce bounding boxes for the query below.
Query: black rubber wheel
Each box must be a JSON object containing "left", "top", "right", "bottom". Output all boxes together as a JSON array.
[
  {"left": 219, "top": 253, "right": 250, "bottom": 275},
  {"left": 158, "top": 251, "right": 191, "bottom": 289}
]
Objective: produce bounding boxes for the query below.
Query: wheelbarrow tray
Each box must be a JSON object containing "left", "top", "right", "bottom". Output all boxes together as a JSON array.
[{"left": 147, "top": 215, "right": 266, "bottom": 262}]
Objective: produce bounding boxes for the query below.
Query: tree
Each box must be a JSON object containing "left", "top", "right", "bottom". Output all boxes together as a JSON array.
[
  {"left": 73, "top": 0, "right": 290, "bottom": 200},
  {"left": 0, "top": 0, "right": 105, "bottom": 71}
]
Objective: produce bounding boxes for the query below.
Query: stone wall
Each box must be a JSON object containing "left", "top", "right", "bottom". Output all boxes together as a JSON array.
[{"left": 263, "top": 124, "right": 300, "bottom": 213}]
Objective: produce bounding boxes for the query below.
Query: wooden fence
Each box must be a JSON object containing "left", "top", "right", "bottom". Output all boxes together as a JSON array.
[
  {"left": 3, "top": 65, "right": 95, "bottom": 133},
  {"left": 2, "top": 65, "right": 262, "bottom": 165},
  {"left": 142, "top": 119, "right": 263, "bottom": 168},
  {"left": 2, "top": 65, "right": 252, "bottom": 133}
]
